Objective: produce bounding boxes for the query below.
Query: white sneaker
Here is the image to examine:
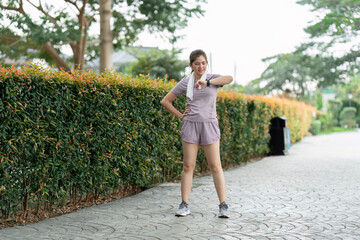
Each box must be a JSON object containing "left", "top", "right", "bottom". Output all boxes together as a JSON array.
[
  {"left": 218, "top": 201, "right": 229, "bottom": 218},
  {"left": 175, "top": 201, "right": 191, "bottom": 217}
]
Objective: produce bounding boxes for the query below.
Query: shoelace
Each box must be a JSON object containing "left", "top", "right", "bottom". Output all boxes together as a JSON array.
[
  {"left": 219, "top": 202, "right": 228, "bottom": 210},
  {"left": 180, "top": 201, "right": 188, "bottom": 208}
]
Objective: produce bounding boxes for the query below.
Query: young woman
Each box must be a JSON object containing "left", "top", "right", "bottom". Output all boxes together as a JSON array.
[{"left": 161, "top": 49, "right": 233, "bottom": 218}]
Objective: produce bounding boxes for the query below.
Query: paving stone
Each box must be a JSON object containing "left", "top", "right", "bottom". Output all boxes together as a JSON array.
[{"left": 0, "top": 131, "right": 359, "bottom": 239}]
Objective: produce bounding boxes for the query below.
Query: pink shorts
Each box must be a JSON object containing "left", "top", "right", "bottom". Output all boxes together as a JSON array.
[{"left": 181, "top": 120, "right": 221, "bottom": 145}]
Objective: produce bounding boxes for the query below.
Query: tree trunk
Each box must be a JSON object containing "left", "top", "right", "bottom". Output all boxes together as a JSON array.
[
  {"left": 100, "top": 0, "right": 113, "bottom": 72},
  {"left": 43, "top": 42, "right": 71, "bottom": 71},
  {"left": 71, "top": 7, "right": 91, "bottom": 70}
]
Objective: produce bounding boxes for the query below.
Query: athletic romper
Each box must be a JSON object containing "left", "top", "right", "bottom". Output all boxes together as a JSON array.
[{"left": 171, "top": 74, "right": 222, "bottom": 145}]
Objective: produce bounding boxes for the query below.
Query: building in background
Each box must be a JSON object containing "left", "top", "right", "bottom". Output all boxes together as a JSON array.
[
  {"left": 322, "top": 88, "right": 336, "bottom": 112},
  {"left": 85, "top": 47, "right": 155, "bottom": 73}
]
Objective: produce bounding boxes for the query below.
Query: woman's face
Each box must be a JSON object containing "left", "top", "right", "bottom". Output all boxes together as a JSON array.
[{"left": 190, "top": 55, "right": 208, "bottom": 78}]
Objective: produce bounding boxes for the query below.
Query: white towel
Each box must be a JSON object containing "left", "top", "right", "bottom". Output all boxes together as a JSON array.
[{"left": 186, "top": 68, "right": 208, "bottom": 101}]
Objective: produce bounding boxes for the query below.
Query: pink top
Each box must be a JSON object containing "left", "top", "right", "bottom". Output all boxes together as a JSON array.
[{"left": 171, "top": 74, "right": 222, "bottom": 122}]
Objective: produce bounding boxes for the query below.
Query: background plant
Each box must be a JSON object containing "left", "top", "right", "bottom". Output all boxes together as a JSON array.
[
  {"left": 125, "top": 48, "right": 187, "bottom": 81},
  {"left": 0, "top": 0, "right": 205, "bottom": 70},
  {"left": 245, "top": 0, "right": 360, "bottom": 97},
  {"left": 339, "top": 107, "right": 357, "bottom": 128},
  {"left": 0, "top": 64, "right": 315, "bottom": 223}
]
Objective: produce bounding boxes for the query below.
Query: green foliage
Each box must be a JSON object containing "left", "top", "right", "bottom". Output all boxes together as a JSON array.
[
  {"left": 0, "top": 0, "right": 206, "bottom": 69},
  {"left": 317, "top": 112, "right": 333, "bottom": 131},
  {"left": 112, "top": 0, "right": 205, "bottom": 47},
  {"left": 295, "top": 0, "right": 360, "bottom": 81},
  {"left": 297, "top": 0, "right": 360, "bottom": 37},
  {"left": 222, "top": 83, "right": 245, "bottom": 93},
  {"left": 315, "top": 90, "right": 323, "bottom": 110},
  {"left": 336, "top": 74, "right": 360, "bottom": 104},
  {"left": 0, "top": 64, "right": 315, "bottom": 221},
  {"left": 325, "top": 75, "right": 360, "bottom": 126},
  {"left": 247, "top": 52, "right": 314, "bottom": 96},
  {"left": 319, "top": 127, "right": 357, "bottom": 135},
  {"left": 341, "top": 99, "right": 359, "bottom": 126},
  {"left": 328, "top": 99, "right": 343, "bottom": 126},
  {"left": 219, "top": 93, "right": 316, "bottom": 144},
  {"left": 247, "top": 1, "right": 360, "bottom": 96},
  {"left": 339, "top": 107, "right": 357, "bottom": 128},
  {"left": 216, "top": 97, "right": 271, "bottom": 168},
  {"left": 247, "top": 47, "right": 347, "bottom": 96},
  {"left": 125, "top": 48, "right": 187, "bottom": 81},
  {"left": 0, "top": 28, "right": 29, "bottom": 61},
  {"left": 0, "top": 64, "right": 273, "bottom": 220},
  {"left": 0, "top": 65, "right": 183, "bottom": 218},
  {"left": 310, "top": 120, "right": 321, "bottom": 135}
]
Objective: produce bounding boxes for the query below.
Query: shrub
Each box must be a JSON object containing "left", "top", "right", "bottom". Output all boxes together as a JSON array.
[
  {"left": 339, "top": 107, "right": 357, "bottom": 128},
  {"left": 317, "top": 112, "right": 333, "bottom": 131},
  {"left": 315, "top": 90, "right": 323, "bottom": 110},
  {"left": 125, "top": 48, "right": 187, "bottom": 81},
  {"left": 310, "top": 120, "right": 321, "bottom": 135},
  {"left": 216, "top": 92, "right": 271, "bottom": 168},
  {"left": 328, "top": 100, "right": 343, "bottom": 127},
  {"left": 243, "top": 95, "right": 316, "bottom": 143},
  {"left": 0, "top": 64, "right": 315, "bottom": 221},
  {"left": 341, "top": 99, "right": 359, "bottom": 110},
  {"left": 0, "top": 65, "right": 184, "bottom": 219}
]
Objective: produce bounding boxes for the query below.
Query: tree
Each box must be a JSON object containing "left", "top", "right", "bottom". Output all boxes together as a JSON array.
[
  {"left": 337, "top": 74, "right": 360, "bottom": 101},
  {"left": 247, "top": 52, "right": 314, "bottom": 97},
  {"left": 297, "top": 0, "right": 360, "bottom": 39},
  {"left": 246, "top": 0, "right": 360, "bottom": 97},
  {"left": 246, "top": 46, "right": 349, "bottom": 97},
  {"left": 296, "top": 0, "right": 360, "bottom": 77},
  {"left": 125, "top": 48, "right": 187, "bottom": 81},
  {"left": 0, "top": 0, "right": 205, "bottom": 71},
  {"left": 100, "top": 0, "right": 113, "bottom": 71}
]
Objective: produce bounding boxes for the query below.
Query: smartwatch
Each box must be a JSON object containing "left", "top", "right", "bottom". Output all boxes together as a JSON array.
[{"left": 206, "top": 79, "right": 210, "bottom": 87}]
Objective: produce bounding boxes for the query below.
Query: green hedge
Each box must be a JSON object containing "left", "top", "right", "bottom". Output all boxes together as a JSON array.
[
  {"left": 217, "top": 97, "right": 271, "bottom": 167},
  {"left": 0, "top": 65, "right": 273, "bottom": 219},
  {"left": 309, "top": 120, "right": 321, "bottom": 135},
  {"left": 339, "top": 107, "right": 357, "bottom": 128},
  {"left": 328, "top": 99, "right": 343, "bottom": 127},
  {"left": 0, "top": 68, "right": 184, "bottom": 217}
]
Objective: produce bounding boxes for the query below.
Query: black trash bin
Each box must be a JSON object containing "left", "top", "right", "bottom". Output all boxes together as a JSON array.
[{"left": 269, "top": 117, "right": 291, "bottom": 155}]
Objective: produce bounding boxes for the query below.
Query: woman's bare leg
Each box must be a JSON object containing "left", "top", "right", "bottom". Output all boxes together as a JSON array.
[
  {"left": 181, "top": 141, "right": 199, "bottom": 203},
  {"left": 203, "top": 141, "right": 226, "bottom": 203}
]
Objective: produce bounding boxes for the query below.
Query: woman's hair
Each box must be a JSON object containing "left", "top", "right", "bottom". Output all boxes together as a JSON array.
[{"left": 189, "top": 49, "right": 208, "bottom": 65}]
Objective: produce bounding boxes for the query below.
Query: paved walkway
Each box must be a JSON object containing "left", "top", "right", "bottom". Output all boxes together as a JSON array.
[{"left": 1, "top": 131, "right": 360, "bottom": 240}]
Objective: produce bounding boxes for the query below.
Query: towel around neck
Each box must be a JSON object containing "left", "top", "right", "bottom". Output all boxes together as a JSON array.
[{"left": 186, "top": 69, "right": 208, "bottom": 101}]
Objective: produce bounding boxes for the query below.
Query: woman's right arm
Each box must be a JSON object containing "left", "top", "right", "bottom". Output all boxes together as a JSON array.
[{"left": 161, "top": 92, "right": 186, "bottom": 120}]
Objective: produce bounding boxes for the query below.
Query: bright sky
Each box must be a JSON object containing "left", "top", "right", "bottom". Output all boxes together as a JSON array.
[{"left": 136, "top": 0, "right": 316, "bottom": 85}]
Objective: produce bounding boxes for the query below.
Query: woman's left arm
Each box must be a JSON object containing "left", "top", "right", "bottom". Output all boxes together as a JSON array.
[
  {"left": 195, "top": 75, "right": 233, "bottom": 89},
  {"left": 209, "top": 75, "right": 233, "bottom": 86}
]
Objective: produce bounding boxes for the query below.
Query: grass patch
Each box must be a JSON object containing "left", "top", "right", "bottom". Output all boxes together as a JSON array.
[{"left": 320, "top": 127, "right": 357, "bottom": 135}]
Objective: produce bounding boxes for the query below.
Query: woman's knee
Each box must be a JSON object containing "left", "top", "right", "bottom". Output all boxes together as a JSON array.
[
  {"left": 209, "top": 164, "right": 223, "bottom": 174},
  {"left": 183, "top": 162, "right": 195, "bottom": 173}
]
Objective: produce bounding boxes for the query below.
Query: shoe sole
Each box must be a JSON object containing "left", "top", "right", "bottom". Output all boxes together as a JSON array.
[
  {"left": 218, "top": 213, "right": 229, "bottom": 218},
  {"left": 175, "top": 210, "right": 191, "bottom": 217}
]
